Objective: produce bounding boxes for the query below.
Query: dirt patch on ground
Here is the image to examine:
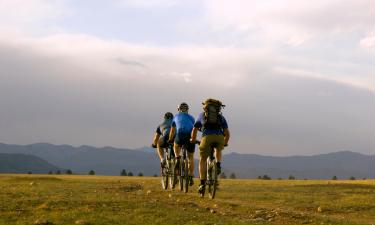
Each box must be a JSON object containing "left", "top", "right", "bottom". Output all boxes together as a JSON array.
[
  {"left": 9, "top": 176, "right": 63, "bottom": 182},
  {"left": 119, "top": 184, "right": 143, "bottom": 192}
]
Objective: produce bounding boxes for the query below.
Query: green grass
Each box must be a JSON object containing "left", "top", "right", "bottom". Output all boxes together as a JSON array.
[{"left": 1, "top": 174, "right": 375, "bottom": 225}]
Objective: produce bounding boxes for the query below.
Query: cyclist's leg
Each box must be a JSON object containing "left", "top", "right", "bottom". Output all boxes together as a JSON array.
[
  {"left": 213, "top": 135, "right": 225, "bottom": 162},
  {"left": 188, "top": 152, "right": 194, "bottom": 175},
  {"left": 213, "top": 135, "right": 225, "bottom": 173},
  {"left": 173, "top": 132, "right": 184, "bottom": 157},
  {"left": 156, "top": 145, "right": 164, "bottom": 161},
  {"left": 199, "top": 136, "right": 211, "bottom": 182},
  {"left": 199, "top": 155, "right": 207, "bottom": 179},
  {"left": 187, "top": 140, "right": 195, "bottom": 176},
  {"left": 173, "top": 143, "right": 181, "bottom": 158},
  {"left": 157, "top": 136, "right": 167, "bottom": 163}
]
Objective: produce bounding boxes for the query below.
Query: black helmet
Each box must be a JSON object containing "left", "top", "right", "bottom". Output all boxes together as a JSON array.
[
  {"left": 177, "top": 102, "right": 189, "bottom": 112},
  {"left": 164, "top": 112, "right": 173, "bottom": 119}
]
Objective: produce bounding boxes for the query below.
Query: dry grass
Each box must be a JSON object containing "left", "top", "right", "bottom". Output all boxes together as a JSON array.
[{"left": 0, "top": 174, "right": 375, "bottom": 225}]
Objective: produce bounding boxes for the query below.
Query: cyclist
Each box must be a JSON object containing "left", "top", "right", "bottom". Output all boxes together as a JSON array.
[
  {"left": 190, "top": 98, "right": 230, "bottom": 194},
  {"left": 152, "top": 112, "right": 174, "bottom": 168},
  {"left": 168, "top": 102, "right": 195, "bottom": 186}
]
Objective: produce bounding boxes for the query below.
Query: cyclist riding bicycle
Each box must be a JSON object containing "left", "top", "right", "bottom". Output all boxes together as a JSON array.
[
  {"left": 168, "top": 102, "right": 195, "bottom": 186},
  {"left": 190, "top": 98, "right": 230, "bottom": 194},
  {"left": 152, "top": 112, "right": 174, "bottom": 168}
]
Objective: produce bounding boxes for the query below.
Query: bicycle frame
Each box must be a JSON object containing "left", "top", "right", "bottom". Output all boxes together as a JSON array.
[
  {"left": 179, "top": 144, "right": 190, "bottom": 193},
  {"left": 161, "top": 144, "right": 177, "bottom": 190},
  {"left": 206, "top": 146, "right": 218, "bottom": 198}
]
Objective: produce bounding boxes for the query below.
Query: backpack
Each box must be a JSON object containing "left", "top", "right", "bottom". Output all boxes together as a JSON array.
[{"left": 202, "top": 98, "right": 225, "bottom": 130}]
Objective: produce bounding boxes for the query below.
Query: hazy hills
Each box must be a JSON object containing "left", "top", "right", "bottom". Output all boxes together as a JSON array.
[
  {"left": 223, "top": 151, "right": 375, "bottom": 179},
  {"left": 0, "top": 153, "right": 61, "bottom": 174},
  {"left": 0, "top": 143, "right": 158, "bottom": 175},
  {"left": 0, "top": 143, "right": 374, "bottom": 179}
]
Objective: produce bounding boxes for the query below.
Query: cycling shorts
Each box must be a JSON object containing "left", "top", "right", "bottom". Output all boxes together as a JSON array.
[
  {"left": 158, "top": 136, "right": 169, "bottom": 148},
  {"left": 199, "top": 134, "right": 224, "bottom": 158},
  {"left": 175, "top": 132, "right": 195, "bottom": 153}
]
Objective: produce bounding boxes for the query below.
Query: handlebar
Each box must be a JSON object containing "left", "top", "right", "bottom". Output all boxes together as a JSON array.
[
  {"left": 190, "top": 140, "right": 200, "bottom": 145},
  {"left": 190, "top": 140, "right": 228, "bottom": 147}
]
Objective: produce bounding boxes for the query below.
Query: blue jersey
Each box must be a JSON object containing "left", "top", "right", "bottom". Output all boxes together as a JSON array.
[
  {"left": 156, "top": 118, "right": 173, "bottom": 137},
  {"left": 194, "top": 112, "right": 228, "bottom": 136},
  {"left": 172, "top": 112, "right": 195, "bottom": 134}
]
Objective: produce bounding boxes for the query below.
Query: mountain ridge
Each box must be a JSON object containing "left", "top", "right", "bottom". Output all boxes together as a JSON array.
[
  {"left": 0, "top": 142, "right": 374, "bottom": 179},
  {"left": 0, "top": 153, "right": 61, "bottom": 174}
]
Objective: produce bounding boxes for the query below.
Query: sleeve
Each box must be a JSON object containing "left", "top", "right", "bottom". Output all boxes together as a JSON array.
[
  {"left": 221, "top": 115, "right": 228, "bottom": 129},
  {"left": 194, "top": 113, "right": 203, "bottom": 128},
  {"left": 156, "top": 126, "right": 162, "bottom": 135},
  {"left": 190, "top": 115, "right": 195, "bottom": 124},
  {"left": 171, "top": 117, "right": 176, "bottom": 127}
]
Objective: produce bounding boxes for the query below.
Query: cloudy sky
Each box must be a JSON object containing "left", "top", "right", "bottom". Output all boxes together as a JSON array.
[{"left": 1, "top": 0, "right": 375, "bottom": 155}]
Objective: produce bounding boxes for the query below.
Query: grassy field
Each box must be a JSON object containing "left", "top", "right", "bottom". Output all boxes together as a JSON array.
[{"left": 0, "top": 174, "right": 375, "bottom": 225}]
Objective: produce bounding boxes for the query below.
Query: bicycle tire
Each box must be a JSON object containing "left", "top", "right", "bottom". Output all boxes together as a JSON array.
[
  {"left": 199, "top": 184, "right": 205, "bottom": 198},
  {"left": 183, "top": 158, "right": 189, "bottom": 193},
  {"left": 169, "top": 159, "right": 176, "bottom": 189},
  {"left": 206, "top": 157, "right": 213, "bottom": 198},
  {"left": 179, "top": 159, "right": 184, "bottom": 191},
  {"left": 209, "top": 161, "right": 217, "bottom": 199},
  {"left": 161, "top": 166, "right": 168, "bottom": 190}
]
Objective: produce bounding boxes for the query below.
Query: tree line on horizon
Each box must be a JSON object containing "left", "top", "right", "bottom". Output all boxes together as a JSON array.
[
  {"left": 256, "top": 174, "right": 364, "bottom": 180},
  {"left": 25, "top": 170, "right": 365, "bottom": 180}
]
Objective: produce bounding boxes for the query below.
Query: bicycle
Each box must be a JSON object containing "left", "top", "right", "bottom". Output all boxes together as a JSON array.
[
  {"left": 159, "top": 144, "right": 178, "bottom": 190},
  {"left": 206, "top": 145, "right": 218, "bottom": 199},
  {"left": 178, "top": 143, "right": 190, "bottom": 193},
  {"left": 195, "top": 141, "right": 220, "bottom": 199}
]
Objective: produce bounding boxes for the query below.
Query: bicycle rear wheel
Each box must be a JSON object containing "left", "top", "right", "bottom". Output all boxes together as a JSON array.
[
  {"left": 161, "top": 166, "right": 168, "bottom": 190},
  {"left": 169, "top": 159, "right": 177, "bottom": 189},
  {"left": 179, "top": 159, "right": 184, "bottom": 191},
  {"left": 208, "top": 160, "right": 217, "bottom": 199},
  {"left": 183, "top": 159, "right": 189, "bottom": 193}
]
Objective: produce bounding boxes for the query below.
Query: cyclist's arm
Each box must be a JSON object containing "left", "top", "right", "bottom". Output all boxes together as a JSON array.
[
  {"left": 224, "top": 128, "right": 230, "bottom": 146},
  {"left": 190, "top": 127, "right": 199, "bottom": 143},
  {"left": 168, "top": 126, "right": 176, "bottom": 142},
  {"left": 152, "top": 133, "right": 160, "bottom": 146}
]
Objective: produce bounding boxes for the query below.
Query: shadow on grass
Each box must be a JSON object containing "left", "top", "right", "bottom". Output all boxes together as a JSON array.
[
  {"left": 9, "top": 176, "right": 63, "bottom": 182},
  {"left": 296, "top": 183, "right": 375, "bottom": 190}
]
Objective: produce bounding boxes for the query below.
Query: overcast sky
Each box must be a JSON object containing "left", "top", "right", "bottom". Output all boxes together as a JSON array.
[{"left": 1, "top": 0, "right": 375, "bottom": 155}]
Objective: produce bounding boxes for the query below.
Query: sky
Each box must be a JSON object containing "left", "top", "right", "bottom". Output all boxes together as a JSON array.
[{"left": 0, "top": 0, "right": 375, "bottom": 156}]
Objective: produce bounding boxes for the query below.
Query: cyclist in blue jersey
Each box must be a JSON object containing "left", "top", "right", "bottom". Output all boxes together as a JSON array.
[
  {"left": 168, "top": 102, "right": 195, "bottom": 185},
  {"left": 152, "top": 112, "right": 174, "bottom": 168}
]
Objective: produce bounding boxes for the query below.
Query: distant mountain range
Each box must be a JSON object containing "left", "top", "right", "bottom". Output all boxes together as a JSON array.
[
  {"left": 0, "top": 153, "right": 61, "bottom": 174},
  {"left": 0, "top": 143, "right": 374, "bottom": 179}
]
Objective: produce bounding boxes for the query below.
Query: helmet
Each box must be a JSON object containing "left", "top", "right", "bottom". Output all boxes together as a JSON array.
[
  {"left": 164, "top": 112, "right": 173, "bottom": 120},
  {"left": 177, "top": 102, "right": 189, "bottom": 112}
]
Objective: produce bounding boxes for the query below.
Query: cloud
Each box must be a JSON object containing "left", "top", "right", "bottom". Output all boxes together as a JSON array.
[
  {"left": 0, "top": 0, "right": 69, "bottom": 35},
  {"left": 360, "top": 33, "right": 375, "bottom": 50},
  {"left": 113, "top": 0, "right": 183, "bottom": 8},
  {"left": 1, "top": 1, "right": 375, "bottom": 155},
  {"left": 202, "top": 0, "right": 375, "bottom": 45},
  {"left": 1, "top": 34, "right": 375, "bottom": 155},
  {"left": 273, "top": 67, "right": 375, "bottom": 93},
  {"left": 115, "top": 57, "right": 148, "bottom": 68}
]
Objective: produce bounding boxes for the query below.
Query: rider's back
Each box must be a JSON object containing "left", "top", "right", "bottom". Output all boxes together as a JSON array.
[
  {"left": 158, "top": 118, "right": 173, "bottom": 137},
  {"left": 173, "top": 112, "right": 194, "bottom": 134}
]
